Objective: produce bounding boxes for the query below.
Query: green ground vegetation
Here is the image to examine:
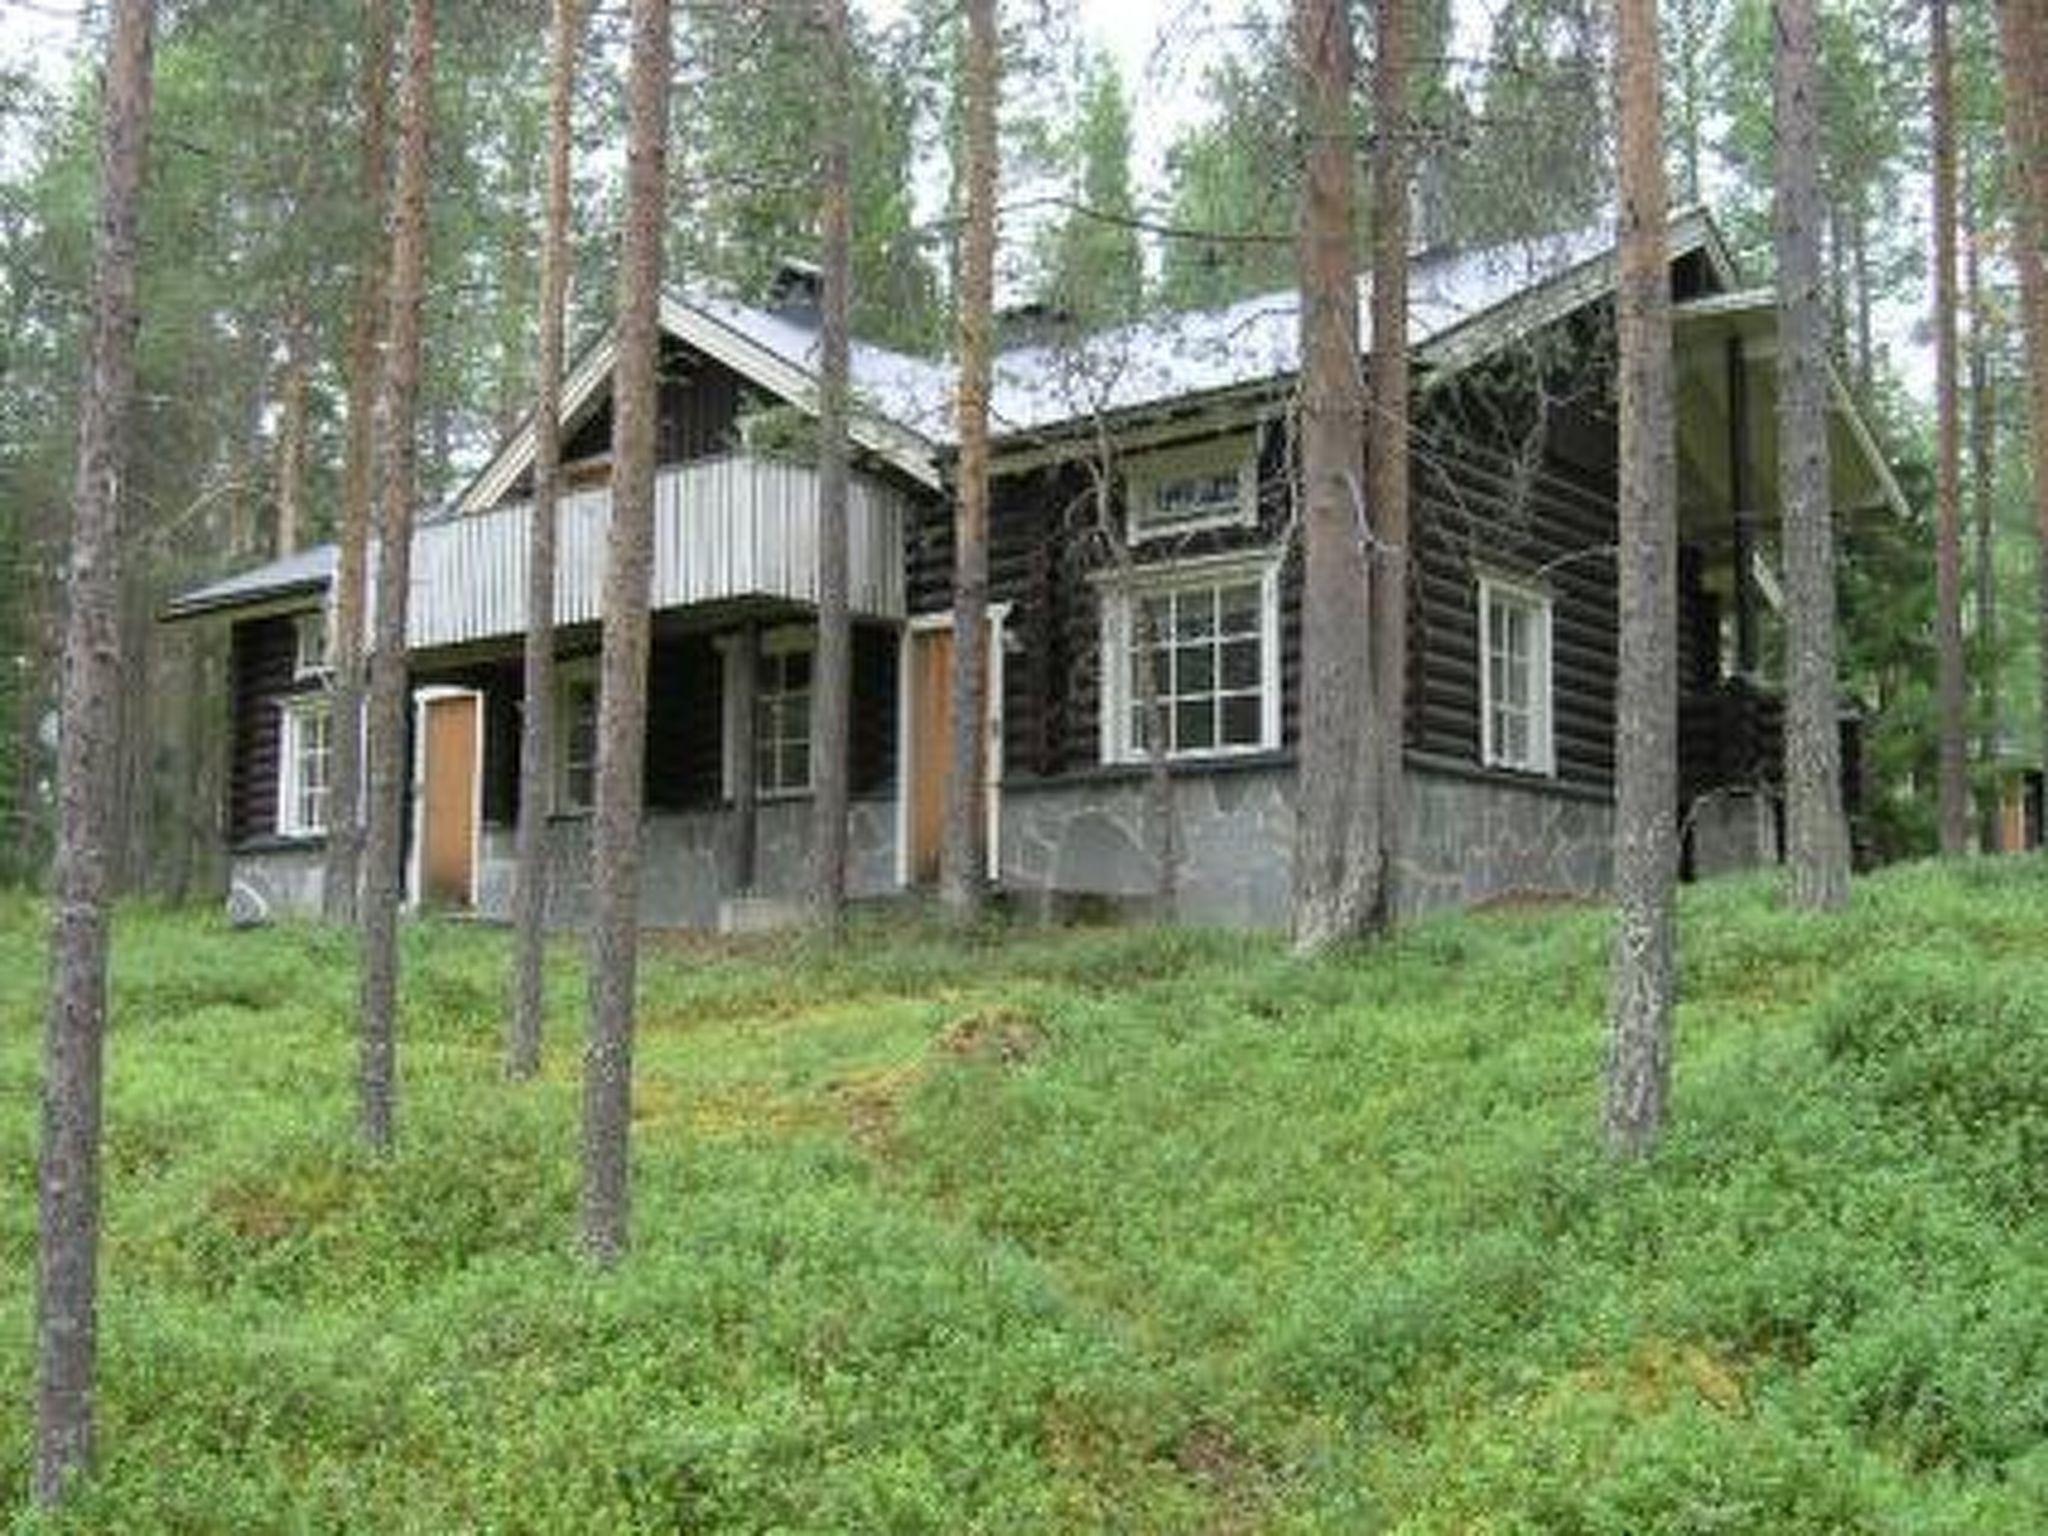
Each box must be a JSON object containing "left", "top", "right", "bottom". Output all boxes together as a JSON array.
[{"left": 6, "top": 861, "right": 2048, "bottom": 1531}]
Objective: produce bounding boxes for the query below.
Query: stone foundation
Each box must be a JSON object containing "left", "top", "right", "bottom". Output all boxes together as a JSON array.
[
  {"left": 231, "top": 768, "right": 1633, "bottom": 933},
  {"left": 231, "top": 796, "right": 898, "bottom": 929},
  {"left": 998, "top": 763, "right": 1614, "bottom": 928},
  {"left": 227, "top": 842, "right": 327, "bottom": 922},
  {"left": 1688, "top": 787, "right": 1780, "bottom": 878}
]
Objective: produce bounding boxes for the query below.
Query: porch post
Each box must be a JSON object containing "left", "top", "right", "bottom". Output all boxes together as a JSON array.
[
  {"left": 731, "top": 618, "right": 758, "bottom": 892},
  {"left": 1725, "top": 334, "right": 1758, "bottom": 678}
]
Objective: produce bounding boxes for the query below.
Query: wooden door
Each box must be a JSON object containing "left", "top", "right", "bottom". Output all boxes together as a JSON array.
[
  {"left": 907, "top": 623, "right": 997, "bottom": 885},
  {"left": 421, "top": 693, "right": 479, "bottom": 908}
]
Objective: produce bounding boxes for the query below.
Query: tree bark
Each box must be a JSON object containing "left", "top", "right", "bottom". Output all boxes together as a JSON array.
[
  {"left": 582, "top": 0, "right": 670, "bottom": 1267},
  {"left": 34, "top": 0, "right": 155, "bottom": 1505},
  {"left": 1290, "top": 0, "right": 1380, "bottom": 954},
  {"left": 509, "top": 0, "right": 582, "bottom": 1081},
  {"left": 1369, "top": 0, "right": 1411, "bottom": 930},
  {"left": 1604, "top": 0, "right": 1678, "bottom": 1159},
  {"left": 357, "top": 0, "right": 435, "bottom": 1154},
  {"left": 1774, "top": 0, "right": 1851, "bottom": 910},
  {"left": 1931, "top": 0, "right": 1969, "bottom": 855},
  {"left": 273, "top": 298, "right": 311, "bottom": 558},
  {"left": 1967, "top": 146, "right": 1999, "bottom": 845},
  {"left": 325, "top": 0, "right": 396, "bottom": 926},
  {"left": 809, "top": 0, "right": 854, "bottom": 933},
  {"left": 1993, "top": 0, "right": 2048, "bottom": 786},
  {"left": 941, "top": 0, "right": 998, "bottom": 922}
]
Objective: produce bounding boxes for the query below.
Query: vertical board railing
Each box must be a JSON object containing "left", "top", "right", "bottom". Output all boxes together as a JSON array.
[{"left": 399, "top": 454, "right": 905, "bottom": 650}]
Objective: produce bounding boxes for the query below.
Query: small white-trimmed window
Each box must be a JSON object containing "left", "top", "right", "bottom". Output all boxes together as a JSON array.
[
  {"left": 555, "top": 660, "right": 600, "bottom": 813},
  {"left": 1478, "top": 574, "right": 1555, "bottom": 775},
  {"left": 721, "top": 626, "right": 815, "bottom": 798},
  {"left": 1126, "top": 435, "right": 1258, "bottom": 543},
  {"left": 278, "top": 698, "right": 332, "bottom": 836},
  {"left": 1100, "top": 555, "right": 1280, "bottom": 763},
  {"left": 292, "top": 609, "right": 330, "bottom": 679}
]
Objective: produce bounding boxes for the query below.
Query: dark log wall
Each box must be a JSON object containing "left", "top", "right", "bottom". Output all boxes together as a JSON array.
[
  {"left": 228, "top": 610, "right": 322, "bottom": 845},
  {"left": 911, "top": 355, "right": 1648, "bottom": 798},
  {"left": 431, "top": 619, "right": 898, "bottom": 826},
  {"left": 507, "top": 337, "right": 750, "bottom": 500},
  {"left": 907, "top": 424, "right": 1304, "bottom": 780},
  {"left": 1406, "top": 371, "right": 1621, "bottom": 792}
]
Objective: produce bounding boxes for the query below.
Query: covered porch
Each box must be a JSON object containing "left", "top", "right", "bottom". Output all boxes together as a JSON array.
[{"left": 1671, "top": 290, "right": 1905, "bottom": 873}]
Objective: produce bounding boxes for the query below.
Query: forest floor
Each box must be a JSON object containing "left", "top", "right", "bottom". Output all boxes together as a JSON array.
[{"left": 6, "top": 859, "right": 2048, "bottom": 1531}]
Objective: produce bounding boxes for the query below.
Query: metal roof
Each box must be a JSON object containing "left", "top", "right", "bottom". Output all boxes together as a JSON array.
[{"left": 161, "top": 543, "right": 336, "bottom": 621}]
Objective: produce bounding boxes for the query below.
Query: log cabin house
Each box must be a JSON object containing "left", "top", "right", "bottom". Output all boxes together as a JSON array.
[{"left": 164, "top": 207, "right": 1906, "bottom": 929}]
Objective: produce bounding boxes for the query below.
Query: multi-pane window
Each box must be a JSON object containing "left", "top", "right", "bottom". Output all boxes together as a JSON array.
[
  {"left": 1479, "top": 576, "right": 1554, "bottom": 774},
  {"left": 755, "top": 639, "right": 813, "bottom": 795},
  {"left": 278, "top": 700, "right": 332, "bottom": 836},
  {"left": 1104, "top": 562, "right": 1276, "bottom": 762},
  {"left": 556, "top": 667, "right": 600, "bottom": 813},
  {"left": 1127, "top": 436, "right": 1257, "bottom": 542}
]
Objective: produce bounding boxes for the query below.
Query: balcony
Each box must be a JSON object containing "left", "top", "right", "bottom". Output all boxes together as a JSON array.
[{"left": 402, "top": 453, "right": 908, "bottom": 652}]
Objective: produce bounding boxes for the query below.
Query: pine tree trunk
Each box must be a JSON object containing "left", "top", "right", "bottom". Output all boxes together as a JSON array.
[
  {"left": 941, "top": 0, "right": 998, "bottom": 922},
  {"left": 808, "top": 0, "right": 854, "bottom": 932},
  {"left": 1291, "top": 0, "right": 1380, "bottom": 954},
  {"left": 1369, "top": 0, "right": 1411, "bottom": 929},
  {"left": 581, "top": 0, "right": 670, "bottom": 1267},
  {"left": 1993, "top": 0, "right": 2048, "bottom": 786},
  {"left": 357, "top": 0, "right": 435, "bottom": 1154},
  {"left": 274, "top": 298, "right": 311, "bottom": 558},
  {"left": 1967, "top": 148, "right": 1999, "bottom": 843},
  {"left": 509, "top": 0, "right": 581, "bottom": 1080},
  {"left": 325, "top": 0, "right": 396, "bottom": 926},
  {"left": 1931, "top": 0, "right": 1969, "bottom": 855},
  {"left": 34, "top": 0, "right": 155, "bottom": 1505},
  {"left": 1604, "top": 0, "right": 1678, "bottom": 1159},
  {"left": 1851, "top": 198, "right": 1875, "bottom": 401},
  {"left": 1774, "top": 0, "right": 1850, "bottom": 911}
]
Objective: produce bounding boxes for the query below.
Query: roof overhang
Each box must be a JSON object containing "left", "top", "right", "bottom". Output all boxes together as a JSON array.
[
  {"left": 160, "top": 546, "right": 336, "bottom": 623},
  {"left": 456, "top": 293, "right": 943, "bottom": 516},
  {"left": 1672, "top": 287, "right": 1909, "bottom": 526}
]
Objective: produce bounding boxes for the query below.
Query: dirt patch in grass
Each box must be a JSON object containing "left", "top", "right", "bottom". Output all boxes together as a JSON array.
[
  {"left": 939, "top": 1005, "right": 1048, "bottom": 1067},
  {"left": 827, "top": 1061, "right": 925, "bottom": 1159},
  {"left": 1171, "top": 1419, "right": 1277, "bottom": 1532},
  {"left": 1568, "top": 1337, "right": 1749, "bottom": 1418}
]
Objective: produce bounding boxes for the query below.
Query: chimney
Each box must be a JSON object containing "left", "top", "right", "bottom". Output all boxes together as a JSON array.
[{"left": 764, "top": 258, "right": 822, "bottom": 324}]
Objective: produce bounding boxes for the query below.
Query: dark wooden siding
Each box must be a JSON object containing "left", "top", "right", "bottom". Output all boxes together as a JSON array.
[
  {"left": 1407, "top": 375, "right": 1620, "bottom": 792},
  {"left": 513, "top": 338, "right": 750, "bottom": 500},
  {"left": 919, "top": 362, "right": 1630, "bottom": 795},
  {"left": 229, "top": 611, "right": 320, "bottom": 845},
  {"left": 431, "top": 618, "right": 900, "bottom": 824},
  {"left": 908, "top": 424, "right": 1303, "bottom": 779}
]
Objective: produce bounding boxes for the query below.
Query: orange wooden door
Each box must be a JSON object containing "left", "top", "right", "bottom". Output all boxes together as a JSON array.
[
  {"left": 907, "top": 626, "right": 995, "bottom": 885},
  {"left": 421, "top": 694, "right": 478, "bottom": 908},
  {"left": 909, "top": 629, "right": 953, "bottom": 884}
]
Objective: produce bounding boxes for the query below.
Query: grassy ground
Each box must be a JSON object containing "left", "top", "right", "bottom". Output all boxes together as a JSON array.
[{"left": 5, "top": 860, "right": 2048, "bottom": 1531}]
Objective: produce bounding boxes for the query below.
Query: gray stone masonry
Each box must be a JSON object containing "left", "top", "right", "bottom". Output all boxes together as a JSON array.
[{"left": 999, "top": 763, "right": 1614, "bottom": 927}]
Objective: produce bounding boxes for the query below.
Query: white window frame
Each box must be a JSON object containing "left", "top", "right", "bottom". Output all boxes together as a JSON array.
[
  {"left": 292, "top": 608, "right": 330, "bottom": 680},
  {"left": 277, "top": 696, "right": 333, "bottom": 837},
  {"left": 721, "top": 624, "right": 815, "bottom": 799},
  {"left": 1477, "top": 572, "right": 1556, "bottom": 776},
  {"left": 1125, "top": 434, "right": 1259, "bottom": 544},
  {"left": 553, "top": 657, "right": 600, "bottom": 814},
  {"left": 1098, "top": 551, "right": 1282, "bottom": 766}
]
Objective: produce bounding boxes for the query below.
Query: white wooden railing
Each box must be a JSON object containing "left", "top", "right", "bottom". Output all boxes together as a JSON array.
[{"left": 397, "top": 454, "right": 908, "bottom": 652}]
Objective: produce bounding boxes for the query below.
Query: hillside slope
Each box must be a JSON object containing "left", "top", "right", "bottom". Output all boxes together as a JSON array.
[{"left": 4, "top": 862, "right": 2048, "bottom": 1531}]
